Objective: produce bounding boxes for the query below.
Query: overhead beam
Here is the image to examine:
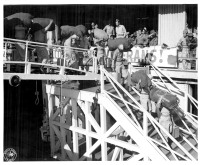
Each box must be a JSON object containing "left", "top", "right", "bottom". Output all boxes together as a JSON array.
[{"left": 3, "top": 72, "right": 100, "bottom": 81}]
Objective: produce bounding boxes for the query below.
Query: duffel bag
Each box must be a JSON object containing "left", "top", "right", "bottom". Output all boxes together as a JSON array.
[
  {"left": 61, "top": 25, "right": 82, "bottom": 39},
  {"left": 94, "top": 28, "right": 108, "bottom": 41},
  {"left": 107, "top": 38, "right": 133, "bottom": 51},
  {"left": 76, "top": 25, "right": 87, "bottom": 36},
  {"left": 150, "top": 87, "right": 180, "bottom": 110},
  {"left": 32, "top": 18, "right": 55, "bottom": 31}
]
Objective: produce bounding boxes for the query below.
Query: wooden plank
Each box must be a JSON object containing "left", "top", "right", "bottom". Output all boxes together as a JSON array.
[
  {"left": 104, "top": 137, "right": 140, "bottom": 153},
  {"left": 111, "top": 147, "right": 121, "bottom": 161},
  {"left": 72, "top": 99, "right": 79, "bottom": 160},
  {"left": 60, "top": 106, "right": 73, "bottom": 160},
  {"left": 85, "top": 101, "right": 92, "bottom": 161},
  {"left": 52, "top": 121, "right": 99, "bottom": 139},
  {"left": 104, "top": 122, "right": 120, "bottom": 138},
  {"left": 77, "top": 101, "right": 101, "bottom": 133},
  {"left": 79, "top": 140, "right": 101, "bottom": 161},
  {"left": 48, "top": 93, "right": 56, "bottom": 156},
  {"left": 100, "top": 105, "right": 107, "bottom": 160}
]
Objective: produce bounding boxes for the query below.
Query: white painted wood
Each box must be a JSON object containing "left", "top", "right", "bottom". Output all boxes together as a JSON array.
[
  {"left": 102, "top": 93, "right": 169, "bottom": 160},
  {"left": 79, "top": 140, "right": 101, "bottom": 161},
  {"left": 60, "top": 105, "right": 73, "bottom": 160},
  {"left": 111, "top": 147, "right": 121, "bottom": 161},
  {"left": 48, "top": 93, "right": 56, "bottom": 156},
  {"left": 100, "top": 105, "right": 107, "bottom": 160},
  {"left": 104, "top": 122, "right": 120, "bottom": 138},
  {"left": 104, "top": 138, "right": 140, "bottom": 153},
  {"left": 128, "top": 154, "right": 144, "bottom": 161},
  {"left": 119, "top": 148, "right": 123, "bottom": 161},
  {"left": 52, "top": 121, "right": 99, "bottom": 139},
  {"left": 85, "top": 101, "right": 92, "bottom": 161},
  {"left": 71, "top": 99, "right": 79, "bottom": 160},
  {"left": 77, "top": 101, "right": 101, "bottom": 133}
]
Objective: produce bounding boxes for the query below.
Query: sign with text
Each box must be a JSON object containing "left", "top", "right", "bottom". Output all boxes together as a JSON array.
[{"left": 123, "top": 46, "right": 178, "bottom": 68}]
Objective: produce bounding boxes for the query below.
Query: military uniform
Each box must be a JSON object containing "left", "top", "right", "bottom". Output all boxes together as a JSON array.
[
  {"left": 136, "top": 34, "right": 149, "bottom": 47},
  {"left": 130, "top": 70, "right": 155, "bottom": 113},
  {"left": 112, "top": 48, "right": 124, "bottom": 83},
  {"left": 116, "top": 25, "right": 126, "bottom": 38},
  {"left": 149, "top": 37, "right": 158, "bottom": 46}
]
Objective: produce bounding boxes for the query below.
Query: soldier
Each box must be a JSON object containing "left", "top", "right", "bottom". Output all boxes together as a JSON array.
[
  {"left": 130, "top": 69, "right": 153, "bottom": 112},
  {"left": 135, "top": 29, "right": 149, "bottom": 48},
  {"left": 187, "top": 33, "right": 197, "bottom": 69},
  {"left": 103, "top": 20, "right": 115, "bottom": 38},
  {"left": 148, "top": 30, "right": 158, "bottom": 47},
  {"left": 115, "top": 19, "right": 127, "bottom": 38},
  {"left": 187, "top": 33, "right": 197, "bottom": 52},
  {"left": 111, "top": 44, "right": 124, "bottom": 83},
  {"left": 177, "top": 29, "right": 189, "bottom": 69},
  {"left": 95, "top": 39, "right": 107, "bottom": 67}
]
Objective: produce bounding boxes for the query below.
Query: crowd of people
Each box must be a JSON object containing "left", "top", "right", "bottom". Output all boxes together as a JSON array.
[{"left": 88, "top": 19, "right": 158, "bottom": 48}]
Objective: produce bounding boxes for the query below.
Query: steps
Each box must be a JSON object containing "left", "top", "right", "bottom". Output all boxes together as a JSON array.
[{"left": 104, "top": 84, "right": 198, "bottom": 160}]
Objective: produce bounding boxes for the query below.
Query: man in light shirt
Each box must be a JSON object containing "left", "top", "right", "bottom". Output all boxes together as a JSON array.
[
  {"left": 103, "top": 20, "right": 115, "bottom": 38},
  {"left": 115, "top": 19, "right": 126, "bottom": 38}
]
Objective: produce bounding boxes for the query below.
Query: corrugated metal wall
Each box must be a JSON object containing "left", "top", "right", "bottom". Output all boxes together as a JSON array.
[{"left": 158, "top": 5, "right": 186, "bottom": 47}]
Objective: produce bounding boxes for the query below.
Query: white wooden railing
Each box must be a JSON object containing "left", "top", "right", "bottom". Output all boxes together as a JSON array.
[{"left": 100, "top": 66, "right": 198, "bottom": 161}]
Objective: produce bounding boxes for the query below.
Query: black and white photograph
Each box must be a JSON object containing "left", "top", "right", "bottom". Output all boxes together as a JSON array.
[{"left": 2, "top": 1, "right": 198, "bottom": 162}]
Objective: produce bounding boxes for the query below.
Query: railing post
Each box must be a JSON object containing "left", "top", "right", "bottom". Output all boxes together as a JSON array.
[
  {"left": 72, "top": 99, "right": 79, "bottom": 160},
  {"left": 85, "top": 101, "right": 92, "bottom": 160},
  {"left": 100, "top": 65, "right": 104, "bottom": 92},
  {"left": 48, "top": 93, "right": 56, "bottom": 157},
  {"left": 24, "top": 41, "right": 29, "bottom": 74},
  {"left": 4, "top": 42, "right": 7, "bottom": 60}
]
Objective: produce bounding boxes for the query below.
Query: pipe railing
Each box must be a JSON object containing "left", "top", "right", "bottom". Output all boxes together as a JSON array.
[
  {"left": 100, "top": 66, "right": 197, "bottom": 160},
  {"left": 3, "top": 37, "right": 97, "bottom": 73}
]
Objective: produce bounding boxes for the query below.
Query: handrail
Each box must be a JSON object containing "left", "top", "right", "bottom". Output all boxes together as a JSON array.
[
  {"left": 100, "top": 66, "right": 197, "bottom": 160},
  {"left": 4, "top": 37, "right": 91, "bottom": 52},
  {"left": 3, "top": 37, "right": 98, "bottom": 73},
  {"left": 150, "top": 63, "right": 198, "bottom": 126},
  {"left": 150, "top": 62, "right": 198, "bottom": 105}
]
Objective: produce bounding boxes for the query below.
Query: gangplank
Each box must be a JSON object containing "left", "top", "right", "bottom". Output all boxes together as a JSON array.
[{"left": 3, "top": 38, "right": 198, "bottom": 161}]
